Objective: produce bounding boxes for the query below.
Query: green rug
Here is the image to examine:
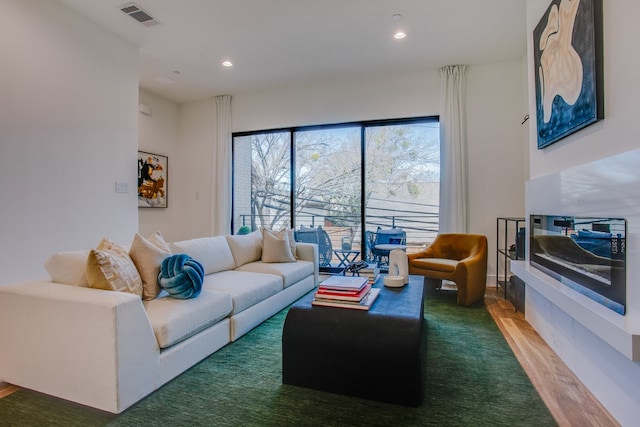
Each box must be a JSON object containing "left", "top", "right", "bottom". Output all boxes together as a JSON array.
[{"left": 0, "top": 289, "right": 557, "bottom": 426}]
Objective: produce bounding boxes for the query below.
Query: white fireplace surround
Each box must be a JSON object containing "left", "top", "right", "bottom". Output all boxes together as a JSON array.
[{"left": 512, "top": 148, "right": 640, "bottom": 423}]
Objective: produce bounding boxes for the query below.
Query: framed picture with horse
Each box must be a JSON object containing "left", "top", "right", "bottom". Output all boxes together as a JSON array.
[{"left": 138, "top": 151, "right": 168, "bottom": 208}]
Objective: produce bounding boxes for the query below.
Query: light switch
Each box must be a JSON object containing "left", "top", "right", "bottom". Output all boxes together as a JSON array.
[{"left": 115, "top": 181, "right": 129, "bottom": 193}]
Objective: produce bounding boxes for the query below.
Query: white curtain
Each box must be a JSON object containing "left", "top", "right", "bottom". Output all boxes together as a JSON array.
[
  {"left": 439, "top": 65, "right": 468, "bottom": 233},
  {"left": 210, "top": 94, "right": 232, "bottom": 236}
]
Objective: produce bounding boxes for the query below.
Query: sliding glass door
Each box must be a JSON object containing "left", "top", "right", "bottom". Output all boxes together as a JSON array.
[
  {"left": 232, "top": 131, "right": 291, "bottom": 233},
  {"left": 364, "top": 120, "right": 440, "bottom": 249},
  {"left": 232, "top": 116, "right": 439, "bottom": 264},
  {"left": 294, "top": 126, "right": 362, "bottom": 263}
]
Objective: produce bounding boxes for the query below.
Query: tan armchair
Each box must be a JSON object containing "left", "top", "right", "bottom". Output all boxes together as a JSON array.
[{"left": 408, "top": 233, "right": 488, "bottom": 306}]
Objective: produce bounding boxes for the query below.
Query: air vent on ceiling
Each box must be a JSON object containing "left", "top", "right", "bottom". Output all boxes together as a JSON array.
[{"left": 119, "top": 3, "right": 160, "bottom": 27}]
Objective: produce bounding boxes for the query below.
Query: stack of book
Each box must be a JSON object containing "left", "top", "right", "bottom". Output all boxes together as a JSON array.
[
  {"left": 312, "top": 275, "right": 380, "bottom": 310},
  {"left": 356, "top": 263, "right": 380, "bottom": 284}
]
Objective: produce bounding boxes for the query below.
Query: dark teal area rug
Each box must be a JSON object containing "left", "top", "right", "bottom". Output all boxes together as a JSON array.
[{"left": 0, "top": 289, "right": 557, "bottom": 426}]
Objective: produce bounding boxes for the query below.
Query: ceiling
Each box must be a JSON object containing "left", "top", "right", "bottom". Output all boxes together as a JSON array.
[{"left": 57, "top": 0, "right": 527, "bottom": 104}]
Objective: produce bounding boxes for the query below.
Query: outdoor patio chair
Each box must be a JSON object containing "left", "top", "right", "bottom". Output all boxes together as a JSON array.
[
  {"left": 371, "top": 227, "right": 406, "bottom": 266},
  {"left": 294, "top": 225, "right": 333, "bottom": 267}
]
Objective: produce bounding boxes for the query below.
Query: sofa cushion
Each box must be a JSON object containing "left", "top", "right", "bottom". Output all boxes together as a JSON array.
[
  {"left": 144, "top": 289, "right": 233, "bottom": 348},
  {"left": 202, "top": 270, "right": 282, "bottom": 314},
  {"left": 225, "top": 231, "right": 262, "bottom": 267},
  {"left": 169, "top": 236, "right": 235, "bottom": 275},
  {"left": 44, "top": 249, "right": 91, "bottom": 286},
  {"left": 86, "top": 238, "right": 143, "bottom": 297},
  {"left": 237, "top": 260, "right": 315, "bottom": 288},
  {"left": 129, "top": 231, "right": 172, "bottom": 300},
  {"left": 261, "top": 228, "right": 296, "bottom": 263}
]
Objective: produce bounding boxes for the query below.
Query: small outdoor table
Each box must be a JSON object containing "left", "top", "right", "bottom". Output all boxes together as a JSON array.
[
  {"left": 282, "top": 275, "right": 425, "bottom": 406},
  {"left": 332, "top": 250, "right": 361, "bottom": 267}
]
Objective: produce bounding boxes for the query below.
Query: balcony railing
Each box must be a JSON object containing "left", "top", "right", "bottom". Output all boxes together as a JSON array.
[{"left": 237, "top": 212, "right": 439, "bottom": 265}]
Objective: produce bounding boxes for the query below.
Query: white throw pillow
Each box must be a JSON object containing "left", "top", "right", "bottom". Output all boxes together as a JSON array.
[
  {"left": 261, "top": 228, "right": 296, "bottom": 263},
  {"left": 44, "top": 250, "right": 91, "bottom": 286},
  {"left": 86, "top": 238, "right": 143, "bottom": 297},
  {"left": 129, "top": 231, "right": 172, "bottom": 300},
  {"left": 225, "top": 230, "right": 262, "bottom": 267}
]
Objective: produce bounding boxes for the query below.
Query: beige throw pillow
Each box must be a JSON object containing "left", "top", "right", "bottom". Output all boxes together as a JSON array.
[
  {"left": 261, "top": 228, "right": 296, "bottom": 263},
  {"left": 225, "top": 230, "right": 262, "bottom": 267},
  {"left": 87, "top": 238, "right": 143, "bottom": 297},
  {"left": 44, "top": 249, "right": 91, "bottom": 286},
  {"left": 129, "top": 231, "right": 172, "bottom": 300}
]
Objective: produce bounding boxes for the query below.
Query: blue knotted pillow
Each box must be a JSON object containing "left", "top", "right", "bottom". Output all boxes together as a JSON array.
[{"left": 158, "top": 254, "right": 204, "bottom": 299}]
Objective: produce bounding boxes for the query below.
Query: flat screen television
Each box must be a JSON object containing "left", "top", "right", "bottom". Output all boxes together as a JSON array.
[{"left": 530, "top": 215, "right": 626, "bottom": 315}]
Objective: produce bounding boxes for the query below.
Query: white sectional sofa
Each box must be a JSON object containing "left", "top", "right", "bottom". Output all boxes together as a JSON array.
[{"left": 0, "top": 231, "right": 318, "bottom": 414}]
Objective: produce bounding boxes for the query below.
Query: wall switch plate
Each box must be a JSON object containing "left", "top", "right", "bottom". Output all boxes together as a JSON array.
[{"left": 115, "top": 181, "right": 129, "bottom": 193}]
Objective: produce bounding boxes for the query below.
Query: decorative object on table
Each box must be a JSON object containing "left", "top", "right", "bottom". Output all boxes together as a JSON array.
[
  {"left": 383, "top": 275, "right": 405, "bottom": 288},
  {"left": 138, "top": 151, "right": 168, "bottom": 208},
  {"left": 347, "top": 260, "right": 368, "bottom": 274},
  {"left": 388, "top": 249, "right": 409, "bottom": 284},
  {"left": 533, "top": 0, "right": 603, "bottom": 149}
]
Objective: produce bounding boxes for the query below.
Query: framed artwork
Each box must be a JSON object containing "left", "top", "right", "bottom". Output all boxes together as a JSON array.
[
  {"left": 533, "top": 0, "right": 603, "bottom": 149},
  {"left": 138, "top": 151, "right": 167, "bottom": 208}
]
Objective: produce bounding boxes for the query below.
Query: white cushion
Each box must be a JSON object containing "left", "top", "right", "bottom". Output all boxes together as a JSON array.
[
  {"left": 202, "top": 271, "right": 282, "bottom": 314},
  {"left": 237, "top": 260, "right": 314, "bottom": 288},
  {"left": 44, "top": 250, "right": 91, "bottom": 286},
  {"left": 129, "top": 231, "right": 172, "bottom": 300},
  {"left": 86, "top": 238, "right": 143, "bottom": 297},
  {"left": 169, "top": 236, "right": 235, "bottom": 275},
  {"left": 225, "top": 231, "right": 262, "bottom": 267},
  {"left": 261, "top": 228, "right": 296, "bottom": 263},
  {"left": 144, "top": 289, "right": 233, "bottom": 348}
]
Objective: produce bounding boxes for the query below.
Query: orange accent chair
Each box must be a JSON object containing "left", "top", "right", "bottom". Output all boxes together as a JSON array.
[{"left": 408, "top": 233, "right": 488, "bottom": 306}]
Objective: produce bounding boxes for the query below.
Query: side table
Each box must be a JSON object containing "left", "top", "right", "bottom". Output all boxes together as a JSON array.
[{"left": 332, "top": 250, "right": 360, "bottom": 267}]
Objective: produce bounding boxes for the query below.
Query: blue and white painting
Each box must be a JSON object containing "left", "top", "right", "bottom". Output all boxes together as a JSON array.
[{"left": 533, "top": 0, "right": 603, "bottom": 149}]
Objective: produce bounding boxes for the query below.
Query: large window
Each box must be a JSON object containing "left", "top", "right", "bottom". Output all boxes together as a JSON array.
[{"left": 232, "top": 117, "right": 439, "bottom": 263}]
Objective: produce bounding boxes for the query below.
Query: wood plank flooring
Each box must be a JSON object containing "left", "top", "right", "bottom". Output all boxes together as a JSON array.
[
  {"left": 485, "top": 286, "right": 619, "bottom": 427},
  {"left": 0, "top": 286, "right": 621, "bottom": 426}
]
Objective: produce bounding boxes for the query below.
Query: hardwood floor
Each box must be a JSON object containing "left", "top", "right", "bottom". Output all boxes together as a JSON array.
[
  {"left": 485, "top": 286, "right": 619, "bottom": 427},
  {"left": 0, "top": 286, "right": 620, "bottom": 426}
]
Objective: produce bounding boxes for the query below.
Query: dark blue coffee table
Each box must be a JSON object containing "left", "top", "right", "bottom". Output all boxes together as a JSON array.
[{"left": 282, "top": 275, "right": 425, "bottom": 406}]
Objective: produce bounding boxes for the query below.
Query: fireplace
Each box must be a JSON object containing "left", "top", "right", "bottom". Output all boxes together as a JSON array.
[{"left": 530, "top": 215, "right": 626, "bottom": 314}]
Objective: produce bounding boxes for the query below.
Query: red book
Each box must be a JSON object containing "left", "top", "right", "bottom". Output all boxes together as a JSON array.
[{"left": 315, "top": 283, "right": 372, "bottom": 302}]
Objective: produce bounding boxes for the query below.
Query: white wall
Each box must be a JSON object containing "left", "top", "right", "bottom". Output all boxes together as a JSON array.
[
  {"left": 170, "top": 64, "right": 526, "bottom": 279},
  {"left": 232, "top": 70, "right": 441, "bottom": 131},
  {"left": 466, "top": 61, "right": 527, "bottom": 281},
  {"left": 524, "top": 1, "right": 640, "bottom": 424},
  {"left": 0, "top": 0, "right": 139, "bottom": 284},
  {"left": 138, "top": 90, "right": 181, "bottom": 241},
  {"left": 527, "top": 0, "right": 640, "bottom": 178}
]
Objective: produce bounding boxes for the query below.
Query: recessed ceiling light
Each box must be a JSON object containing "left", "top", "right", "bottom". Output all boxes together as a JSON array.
[
  {"left": 394, "top": 31, "right": 407, "bottom": 39},
  {"left": 222, "top": 61, "right": 233, "bottom": 67}
]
